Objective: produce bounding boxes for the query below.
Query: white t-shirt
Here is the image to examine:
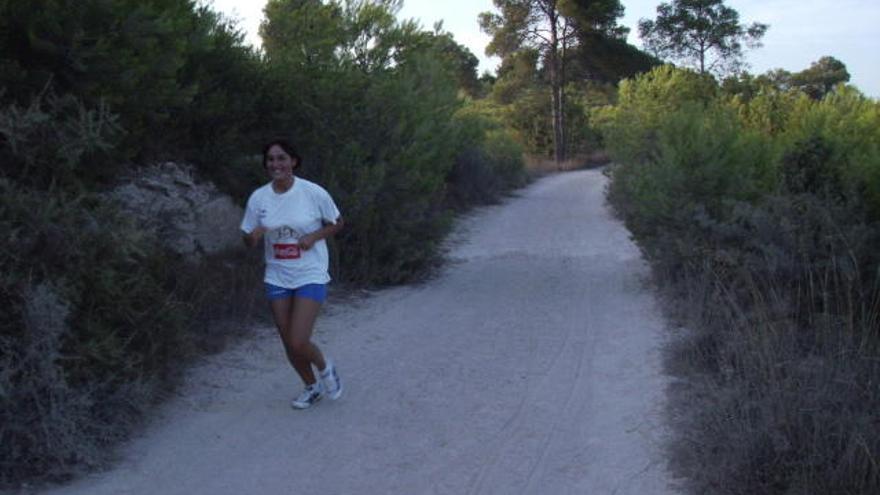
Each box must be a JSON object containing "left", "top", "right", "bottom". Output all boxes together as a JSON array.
[{"left": 240, "top": 177, "right": 341, "bottom": 289}]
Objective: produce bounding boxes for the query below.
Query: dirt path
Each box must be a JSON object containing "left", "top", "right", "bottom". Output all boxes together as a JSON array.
[{"left": 45, "top": 169, "right": 676, "bottom": 495}]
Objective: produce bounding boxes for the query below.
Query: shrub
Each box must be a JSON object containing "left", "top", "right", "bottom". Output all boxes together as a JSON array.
[
  {"left": 1, "top": 0, "right": 529, "bottom": 486},
  {"left": 316, "top": 53, "right": 463, "bottom": 285},
  {"left": 0, "top": 95, "right": 263, "bottom": 487},
  {"left": 259, "top": 2, "right": 527, "bottom": 284},
  {"left": 728, "top": 87, "right": 806, "bottom": 137},
  {"left": 0, "top": 91, "right": 122, "bottom": 188},
  {"left": 0, "top": 182, "right": 193, "bottom": 485},
  {"left": 665, "top": 196, "right": 880, "bottom": 495},
  {"left": 781, "top": 88, "right": 880, "bottom": 217},
  {"left": 605, "top": 99, "right": 775, "bottom": 264},
  {"left": 596, "top": 65, "right": 718, "bottom": 167},
  {"left": 603, "top": 66, "right": 880, "bottom": 494},
  {"left": 446, "top": 101, "right": 526, "bottom": 207}
]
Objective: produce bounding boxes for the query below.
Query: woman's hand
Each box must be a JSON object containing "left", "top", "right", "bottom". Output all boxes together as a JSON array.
[
  {"left": 243, "top": 226, "right": 269, "bottom": 248},
  {"left": 298, "top": 233, "right": 317, "bottom": 251},
  {"left": 298, "top": 218, "right": 343, "bottom": 251}
]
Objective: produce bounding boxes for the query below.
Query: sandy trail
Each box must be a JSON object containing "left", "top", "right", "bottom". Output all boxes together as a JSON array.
[{"left": 44, "top": 169, "right": 676, "bottom": 495}]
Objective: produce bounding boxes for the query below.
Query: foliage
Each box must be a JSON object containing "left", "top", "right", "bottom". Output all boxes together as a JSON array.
[
  {"left": 0, "top": 181, "right": 190, "bottom": 484},
  {"left": 479, "top": 0, "right": 624, "bottom": 59},
  {"left": 1, "top": 0, "right": 192, "bottom": 157},
  {"left": 0, "top": 0, "right": 529, "bottom": 486},
  {"left": 165, "top": 6, "right": 267, "bottom": 186},
  {"left": 447, "top": 100, "right": 527, "bottom": 207},
  {"left": 638, "top": 0, "right": 767, "bottom": 76},
  {"left": 480, "top": 0, "right": 628, "bottom": 163},
  {"left": 567, "top": 30, "right": 661, "bottom": 84},
  {"left": 606, "top": 100, "right": 774, "bottom": 252},
  {"left": 335, "top": 54, "right": 463, "bottom": 283},
  {"left": 559, "top": 0, "right": 627, "bottom": 38},
  {"left": 595, "top": 65, "right": 720, "bottom": 166},
  {"left": 480, "top": 0, "right": 572, "bottom": 163},
  {"left": 781, "top": 87, "right": 880, "bottom": 216},
  {"left": 725, "top": 83, "right": 806, "bottom": 136},
  {"left": 0, "top": 0, "right": 266, "bottom": 182},
  {"left": 261, "top": 0, "right": 405, "bottom": 72},
  {"left": 600, "top": 64, "right": 880, "bottom": 493},
  {"left": 790, "top": 56, "right": 851, "bottom": 100},
  {"left": 664, "top": 195, "right": 880, "bottom": 495},
  {"left": 504, "top": 86, "right": 554, "bottom": 154},
  {"left": 480, "top": 0, "right": 648, "bottom": 160},
  {"left": 261, "top": 0, "right": 456, "bottom": 284},
  {"left": 394, "top": 22, "right": 482, "bottom": 97},
  {"left": 0, "top": 90, "right": 123, "bottom": 187},
  {"left": 723, "top": 56, "right": 853, "bottom": 102},
  {"left": 489, "top": 73, "right": 605, "bottom": 160},
  {"left": 490, "top": 49, "right": 541, "bottom": 105},
  {"left": 0, "top": 92, "right": 266, "bottom": 486}
]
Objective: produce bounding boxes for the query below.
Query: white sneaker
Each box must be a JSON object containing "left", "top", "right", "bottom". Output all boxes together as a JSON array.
[
  {"left": 320, "top": 361, "right": 343, "bottom": 400},
  {"left": 291, "top": 383, "right": 323, "bottom": 409}
]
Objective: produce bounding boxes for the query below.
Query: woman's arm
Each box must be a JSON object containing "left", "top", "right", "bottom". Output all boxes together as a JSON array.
[
  {"left": 298, "top": 217, "right": 344, "bottom": 251},
  {"left": 242, "top": 226, "right": 269, "bottom": 248}
]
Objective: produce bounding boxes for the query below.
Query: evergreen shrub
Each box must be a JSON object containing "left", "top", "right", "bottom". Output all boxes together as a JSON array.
[
  {"left": 600, "top": 65, "right": 880, "bottom": 493},
  {"left": 0, "top": 0, "right": 529, "bottom": 486},
  {"left": 447, "top": 101, "right": 526, "bottom": 207},
  {"left": 0, "top": 94, "right": 262, "bottom": 487},
  {"left": 0, "top": 182, "right": 191, "bottom": 484}
]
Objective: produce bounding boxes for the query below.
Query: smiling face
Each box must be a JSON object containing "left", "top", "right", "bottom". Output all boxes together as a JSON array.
[{"left": 264, "top": 144, "right": 297, "bottom": 181}]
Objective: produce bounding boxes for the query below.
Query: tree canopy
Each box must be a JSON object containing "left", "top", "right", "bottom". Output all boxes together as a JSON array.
[
  {"left": 480, "top": 0, "right": 627, "bottom": 163},
  {"left": 722, "top": 56, "right": 852, "bottom": 101},
  {"left": 790, "top": 56, "right": 851, "bottom": 100},
  {"left": 638, "top": 0, "right": 767, "bottom": 76}
]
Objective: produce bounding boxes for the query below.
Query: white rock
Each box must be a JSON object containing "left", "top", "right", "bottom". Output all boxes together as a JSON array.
[{"left": 107, "top": 162, "right": 244, "bottom": 260}]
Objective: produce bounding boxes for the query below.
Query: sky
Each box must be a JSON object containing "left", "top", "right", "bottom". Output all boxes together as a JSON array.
[{"left": 208, "top": 0, "right": 879, "bottom": 97}]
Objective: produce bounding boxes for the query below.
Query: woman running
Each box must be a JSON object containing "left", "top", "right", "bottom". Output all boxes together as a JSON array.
[{"left": 240, "top": 139, "right": 344, "bottom": 409}]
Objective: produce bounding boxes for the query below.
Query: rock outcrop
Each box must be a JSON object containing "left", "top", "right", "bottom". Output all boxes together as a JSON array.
[{"left": 107, "top": 162, "right": 243, "bottom": 260}]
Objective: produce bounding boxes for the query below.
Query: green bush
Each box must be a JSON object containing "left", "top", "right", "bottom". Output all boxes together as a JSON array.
[
  {"left": 258, "top": 0, "right": 526, "bottom": 284},
  {"left": 728, "top": 87, "right": 807, "bottom": 137},
  {"left": 596, "top": 65, "right": 718, "bottom": 167},
  {"left": 0, "top": 93, "right": 263, "bottom": 487},
  {"left": 602, "top": 65, "right": 880, "bottom": 493},
  {"left": 603, "top": 99, "right": 775, "bottom": 262},
  {"left": 0, "top": 0, "right": 529, "bottom": 486},
  {"left": 665, "top": 195, "right": 880, "bottom": 495},
  {"left": 0, "top": 0, "right": 268, "bottom": 186},
  {"left": 493, "top": 82, "right": 602, "bottom": 160},
  {"left": 0, "top": 91, "right": 122, "bottom": 188},
  {"left": 0, "top": 0, "right": 195, "bottom": 159},
  {"left": 0, "top": 182, "right": 192, "bottom": 484},
  {"left": 446, "top": 101, "right": 526, "bottom": 207},
  {"left": 781, "top": 87, "right": 880, "bottom": 216},
  {"left": 502, "top": 86, "right": 555, "bottom": 157}
]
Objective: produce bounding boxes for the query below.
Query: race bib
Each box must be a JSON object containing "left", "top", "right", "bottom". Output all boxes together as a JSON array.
[{"left": 273, "top": 243, "right": 301, "bottom": 260}]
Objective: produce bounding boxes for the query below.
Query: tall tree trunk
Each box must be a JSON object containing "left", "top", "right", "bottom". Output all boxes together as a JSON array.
[
  {"left": 552, "top": 79, "right": 564, "bottom": 166},
  {"left": 699, "top": 40, "right": 706, "bottom": 74},
  {"left": 559, "top": 18, "right": 569, "bottom": 168},
  {"left": 547, "top": 2, "right": 565, "bottom": 167}
]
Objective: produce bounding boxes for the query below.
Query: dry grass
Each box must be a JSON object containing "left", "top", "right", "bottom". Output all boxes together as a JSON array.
[{"left": 650, "top": 198, "right": 880, "bottom": 494}]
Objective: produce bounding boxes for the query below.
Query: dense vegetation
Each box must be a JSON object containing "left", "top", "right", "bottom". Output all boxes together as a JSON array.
[
  {"left": 5, "top": 0, "right": 875, "bottom": 492},
  {"left": 0, "top": 0, "right": 528, "bottom": 486},
  {"left": 480, "top": 0, "right": 658, "bottom": 165},
  {"left": 598, "top": 65, "right": 880, "bottom": 493}
]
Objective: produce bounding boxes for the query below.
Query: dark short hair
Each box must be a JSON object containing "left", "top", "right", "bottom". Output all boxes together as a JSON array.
[{"left": 262, "top": 139, "right": 302, "bottom": 169}]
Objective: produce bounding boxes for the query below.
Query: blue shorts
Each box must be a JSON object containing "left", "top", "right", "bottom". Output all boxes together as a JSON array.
[{"left": 264, "top": 283, "right": 328, "bottom": 303}]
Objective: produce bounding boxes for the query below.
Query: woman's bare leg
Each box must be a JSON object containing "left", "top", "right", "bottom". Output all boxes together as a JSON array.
[{"left": 269, "top": 296, "right": 325, "bottom": 385}]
